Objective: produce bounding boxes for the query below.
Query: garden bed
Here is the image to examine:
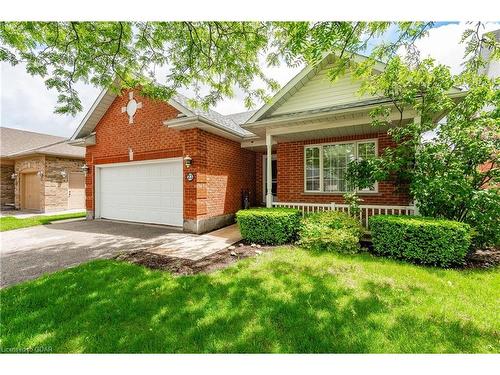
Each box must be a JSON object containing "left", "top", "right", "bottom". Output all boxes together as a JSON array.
[
  {"left": 116, "top": 242, "right": 278, "bottom": 275},
  {"left": 362, "top": 239, "right": 499, "bottom": 269},
  {"left": 463, "top": 247, "right": 500, "bottom": 269}
]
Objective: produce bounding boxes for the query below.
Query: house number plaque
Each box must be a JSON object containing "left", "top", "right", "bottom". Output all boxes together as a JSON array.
[{"left": 186, "top": 172, "right": 195, "bottom": 182}]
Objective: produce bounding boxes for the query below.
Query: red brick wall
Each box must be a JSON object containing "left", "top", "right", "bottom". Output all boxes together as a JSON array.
[
  {"left": 204, "top": 131, "right": 256, "bottom": 217},
  {"left": 259, "top": 132, "right": 411, "bottom": 206},
  {"left": 85, "top": 89, "right": 183, "bottom": 212},
  {"left": 181, "top": 128, "right": 205, "bottom": 220},
  {"left": 85, "top": 89, "right": 257, "bottom": 222}
]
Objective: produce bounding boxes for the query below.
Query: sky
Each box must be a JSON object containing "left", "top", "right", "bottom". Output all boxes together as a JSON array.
[{"left": 1, "top": 21, "right": 499, "bottom": 138}]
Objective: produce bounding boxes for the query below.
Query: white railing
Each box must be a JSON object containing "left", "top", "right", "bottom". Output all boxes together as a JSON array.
[{"left": 272, "top": 201, "right": 418, "bottom": 229}]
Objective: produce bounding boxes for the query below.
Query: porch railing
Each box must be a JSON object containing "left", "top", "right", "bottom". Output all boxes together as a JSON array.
[{"left": 271, "top": 202, "right": 418, "bottom": 229}]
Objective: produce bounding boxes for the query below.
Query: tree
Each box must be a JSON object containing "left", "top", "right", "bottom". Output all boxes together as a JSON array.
[
  {"left": 0, "top": 21, "right": 433, "bottom": 115},
  {"left": 347, "top": 32, "right": 500, "bottom": 248}
]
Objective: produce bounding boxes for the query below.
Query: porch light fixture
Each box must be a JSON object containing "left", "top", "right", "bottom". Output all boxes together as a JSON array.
[
  {"left": 81, "top": 164, "right": 89, "bottom": 176},
  {"left": 37, "top": 171, "right": 44, "bottom": 178},
  {"left": 184, "top": 155, "right": 193, "bottom": 168},
  {"left": 11, "top": 173, "right": 17, "bottom": 180},
  {"left": 60, "top": 170, "right": 67, "bottom": 178}
]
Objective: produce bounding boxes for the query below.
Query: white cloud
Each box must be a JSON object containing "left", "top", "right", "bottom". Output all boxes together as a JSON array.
[
  {"left": 0, "top": 61, "right": 99, "bottom": 137},
  {"left": 213, "top": 62, "right": 302, "bottom": 114},
  {"left": 2, "top": 22, "right": 499, "bottom": 137},
  {"left": 403, "top": 22, "right": 500, "bottom": 74}
]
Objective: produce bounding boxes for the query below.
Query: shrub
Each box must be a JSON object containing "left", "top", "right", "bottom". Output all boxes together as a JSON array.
[
  {"left": 299, "top": 211, "right": 364, "bottom": 253},
  {"left": 236, "top": 208, "right": 302, "bottom": 245},
  {"left": 369, "top": 215, "right": 472, "bottom": 267}
]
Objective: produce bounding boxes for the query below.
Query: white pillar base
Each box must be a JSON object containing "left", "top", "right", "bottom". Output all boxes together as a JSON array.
[{"left": 266, "top": 193, "right": 273, "bottom": 208}]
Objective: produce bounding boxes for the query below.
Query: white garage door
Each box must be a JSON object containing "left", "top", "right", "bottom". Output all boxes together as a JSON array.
[{"left": 97, "top": 159, "right": 183, "bottom": 226}]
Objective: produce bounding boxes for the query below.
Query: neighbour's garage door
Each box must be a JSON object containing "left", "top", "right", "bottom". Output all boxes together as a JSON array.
[{"left": 97, "top": 159, "right": 183, "bottom": 226}]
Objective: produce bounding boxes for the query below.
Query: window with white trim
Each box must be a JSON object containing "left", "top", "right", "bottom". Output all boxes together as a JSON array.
[
  {"left": 305, "top": 147, "right": 320, "bottom": 191},
  {"left": 304, "top": 140, "right": 377, "bottom": 193}
]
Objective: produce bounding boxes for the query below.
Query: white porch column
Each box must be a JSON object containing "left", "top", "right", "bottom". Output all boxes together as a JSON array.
[{"left": 266, "top": 133, "right": 273, "bottom": 208}]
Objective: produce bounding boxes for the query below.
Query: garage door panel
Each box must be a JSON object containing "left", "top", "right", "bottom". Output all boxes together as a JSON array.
[{"left": 98, "top": 160, "right": 183, "bottom": 226}]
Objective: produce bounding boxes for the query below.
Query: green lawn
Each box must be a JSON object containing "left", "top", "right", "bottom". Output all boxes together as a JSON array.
[
  {"left": 1, "top": 248, "right": 498, "bottom": 353},
  {"left": 0, "top": 212, "right": 86, "bottom": 231}
]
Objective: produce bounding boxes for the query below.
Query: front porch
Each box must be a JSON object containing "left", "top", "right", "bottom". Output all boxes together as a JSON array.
[{"left": 241, "top": 97, "right": 419, "bottom": 228}]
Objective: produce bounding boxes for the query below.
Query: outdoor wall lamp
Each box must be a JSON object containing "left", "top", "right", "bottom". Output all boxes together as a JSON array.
[
  {"left": 60, "top": 170, "right": 67, "bottom": 178},
  {"left": 36, "top": 171, "right": 44, "bottom": 178},
  {"left": 81, "top": 164, "right": 89, "bottom": 176},
  {"left": 11, "top": 173, "right": 17, "bottom": 180},
  {"left": 184, "top": 155, "right": 193, "bottom": 168}
]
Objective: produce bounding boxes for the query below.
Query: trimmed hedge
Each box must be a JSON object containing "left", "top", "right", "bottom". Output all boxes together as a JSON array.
[
  {"left": 236, "top": 208, "right": 302, "bottom": 245},
  {"left": 369, "top": 215, "right": 472, "bottom": 267},
  {"left": 299, "top": 211, "right": 364, "bottom": 254}
]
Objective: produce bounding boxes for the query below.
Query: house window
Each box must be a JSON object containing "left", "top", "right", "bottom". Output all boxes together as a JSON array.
[
  {"left": 357, "top": 141, "right": 377, "bottom": 192},
  {"left": 323, "top": 143, "right": 355, "bottom": 192},
  {"left": 304, "top": 139, "right": 377, "bottom": 193},
  {"left": 305, "top": 147, "right": 320, "bottom": 191}
]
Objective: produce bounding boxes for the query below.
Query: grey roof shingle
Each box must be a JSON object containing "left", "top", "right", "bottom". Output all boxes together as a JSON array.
[
  {"left": 0, "top": 127, "right": 84, "bottom": 159},
  {"left": 225, "top": 110, "right": 257, "bottom": 125},
  {"left": 172, "top": 94, "right": 256, "bottom": 137}
]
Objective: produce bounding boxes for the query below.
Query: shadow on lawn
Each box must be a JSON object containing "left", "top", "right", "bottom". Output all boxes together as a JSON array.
[{"left": 1, "top": 256, "right": 498, "bottom": 353}]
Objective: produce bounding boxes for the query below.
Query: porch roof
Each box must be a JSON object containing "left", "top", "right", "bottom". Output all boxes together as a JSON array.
[{"left": 240, "top": 90, "right": 466, "bottom": 151}]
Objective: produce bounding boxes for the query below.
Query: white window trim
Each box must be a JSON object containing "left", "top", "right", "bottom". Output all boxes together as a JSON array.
[{"left": 303, "top": 139, "right": 379, "bottom": 194}]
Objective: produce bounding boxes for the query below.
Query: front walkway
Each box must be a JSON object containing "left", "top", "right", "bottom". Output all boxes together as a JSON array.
[
  {"left": 0, "top": 220, "right": 241, "bottom": 288},
  {"left": 148, "top": 224, "right": 241, "bottom": 260},
  {"left": 0, "top": 208, "right": 85, "bottom": 218}
]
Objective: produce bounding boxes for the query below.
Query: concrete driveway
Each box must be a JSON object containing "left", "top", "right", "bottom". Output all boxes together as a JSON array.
[{"left": 0, "top": 219, "right": 240, "bottom": 288}]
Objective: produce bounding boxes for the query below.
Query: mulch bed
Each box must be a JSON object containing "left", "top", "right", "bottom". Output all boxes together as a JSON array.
[
  {"left": 463, "top": 247, "right": 500, "bottom": 269},
  {"left": 117, "top": 240, "right": 499, "bottom": 275},
  {"left": 115, "top": 242, "right": 277, "bottom": 276}
]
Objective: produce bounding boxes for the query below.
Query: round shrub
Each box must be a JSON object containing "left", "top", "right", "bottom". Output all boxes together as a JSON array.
[
  {"left": 299, "top": 211, "right": 364, "bottom": 253},
  {"left": 369, "top": 215, "right": 472, "bottom": 267},
  {"left": 236, "top": 208, "right": 302, "bottom": 245}
]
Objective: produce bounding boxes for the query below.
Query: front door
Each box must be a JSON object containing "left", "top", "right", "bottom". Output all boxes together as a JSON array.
[
  {"left": 263, "top": 155, "right": 277, "bottom": 203},
  {"left": 68, "top": 172, "right": 85, "bottom": 209},
  {"left": 22, "top": 172, "right": 40, "bottom": 211}
]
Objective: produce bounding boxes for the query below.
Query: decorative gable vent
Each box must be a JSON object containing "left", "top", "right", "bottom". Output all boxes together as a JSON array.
[{"left": 121, "top": 92, "right": 143, "bottom": 124}]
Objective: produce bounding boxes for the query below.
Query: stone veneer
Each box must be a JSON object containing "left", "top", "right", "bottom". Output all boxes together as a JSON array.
[
  {"left": 44, "top": 157, "right": 85, "bottom": 212},
  {"left": 14, "top": 155, "right": 84, "bottom": 212},
  {"left": 0, "top": 162, "right": 15, "bottom": 207}
]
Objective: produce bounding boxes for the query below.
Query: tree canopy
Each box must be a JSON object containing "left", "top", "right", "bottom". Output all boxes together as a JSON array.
[
  {"left": 0, "top": 21, "right": 438, "bottom": 114},
  {"left": 346, "top": 46, "right": 499, "bottom": 247}
]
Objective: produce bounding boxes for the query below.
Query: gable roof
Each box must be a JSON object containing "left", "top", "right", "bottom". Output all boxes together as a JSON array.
[
  {"left": 71, "top": 88, "right": 255, "bottom": 141},
  {"left": 0, "top": 127, "right": 84, "bottom": 159},
  {"left": 246, "top": 53, "right": 387, "bottom": 124},
  {"left": 172, "top": 94, "right": 254, "bottom": 137}
]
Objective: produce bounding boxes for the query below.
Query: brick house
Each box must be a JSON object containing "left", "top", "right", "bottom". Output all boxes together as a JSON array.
[
  {"left": 0, "top": 127, "right": 85, "bottom": 212},
  {"left": 71, "top": 54, "right": 464, "bottom": 233}
]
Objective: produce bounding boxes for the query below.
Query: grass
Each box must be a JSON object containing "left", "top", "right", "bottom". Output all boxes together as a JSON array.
[
  {"left": 0, "top": 212, "right": 86, "bottom": 231},
  {"left": 0, "top": 248, "right": 499, "bottom": 353}
]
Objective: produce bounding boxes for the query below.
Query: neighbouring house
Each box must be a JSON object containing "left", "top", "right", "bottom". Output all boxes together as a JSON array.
[
  {"left": 71, "top": 54, "right": 464, "bottom": 233},
  {"left": 0, "top": 127, "right": 86, "bottom": 212},
  {"left": 480, "top": 29, "right": 500, "bottom": 79}
]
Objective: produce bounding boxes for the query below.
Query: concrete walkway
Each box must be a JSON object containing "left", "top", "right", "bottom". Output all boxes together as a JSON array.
[
  {"left": 148, "top": 224, "right": 241, "bottom": 260},
  {"left": 0, "top": 220, "right": 241, "bottom": 288},
  {"left": 0, "top": 208, "right": 85, "bottom": 218}
]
